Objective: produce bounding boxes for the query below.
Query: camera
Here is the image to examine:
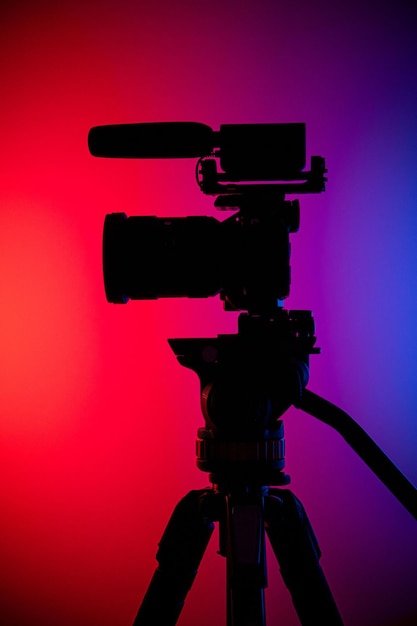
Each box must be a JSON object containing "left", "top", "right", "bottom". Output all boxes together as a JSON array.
[{"left": 89, "top": 122, "right": 326, "bottom": 314}]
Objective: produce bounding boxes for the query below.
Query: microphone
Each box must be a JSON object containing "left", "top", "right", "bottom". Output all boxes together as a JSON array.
[{"left": 88, "top": 122, "right": 215, "bottom": 158}]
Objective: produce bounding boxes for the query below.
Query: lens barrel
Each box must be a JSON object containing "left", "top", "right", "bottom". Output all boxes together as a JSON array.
[
  {"left": 103, "top": 212, "right": 291, "bottom": 311},
  {"left": 103, "top": 213, "right": 224, "bottom": 303}
]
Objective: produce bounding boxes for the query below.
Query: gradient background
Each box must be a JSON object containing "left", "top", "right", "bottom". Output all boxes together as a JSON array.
[{"left": 1, "top": 1, "right": 417, "bottom": 624}]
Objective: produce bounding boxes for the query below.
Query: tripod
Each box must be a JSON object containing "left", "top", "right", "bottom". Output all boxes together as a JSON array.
[
  {"left": 132, "top": 311, "right": 417, "bottom": 626},
  {"left": 89, "top": 120, "right": 417, "bottom": 625}
]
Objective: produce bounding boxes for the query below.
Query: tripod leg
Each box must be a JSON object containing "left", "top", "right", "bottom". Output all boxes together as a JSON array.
[
  {"left": 265, "top": 489, "right": 344, "bottom": 625},
  {"left": 222, "top": 493, "right": 267, "bottom": 626},
  {"left": 133, "top": 489, "right": 214, "bottom": 626}
]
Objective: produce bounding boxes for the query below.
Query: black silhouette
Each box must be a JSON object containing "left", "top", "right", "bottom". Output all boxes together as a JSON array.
[{"left": 89, "top": 122, "right": 417, "bottom": 626}]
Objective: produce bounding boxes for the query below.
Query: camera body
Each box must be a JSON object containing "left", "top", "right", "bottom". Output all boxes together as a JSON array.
[{"left": 90, "top": 121, "right": 326, "bottom": 314}]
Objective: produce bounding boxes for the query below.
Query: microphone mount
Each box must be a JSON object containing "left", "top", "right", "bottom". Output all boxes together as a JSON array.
[{"left": 196, "top": 153, "right": 327, "bottom": 209}]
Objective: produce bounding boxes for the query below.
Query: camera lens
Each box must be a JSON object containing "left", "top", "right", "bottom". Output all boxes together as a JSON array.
[{"left": 103, "top": 212, "right": 224, "bottom": 303}]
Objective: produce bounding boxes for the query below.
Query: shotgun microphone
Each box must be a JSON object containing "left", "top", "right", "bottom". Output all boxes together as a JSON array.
[{"left": 88, "top": 122, "right": 215, "bottom": 158}]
